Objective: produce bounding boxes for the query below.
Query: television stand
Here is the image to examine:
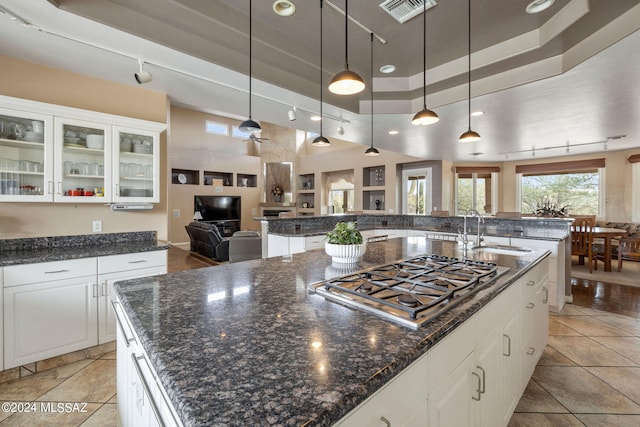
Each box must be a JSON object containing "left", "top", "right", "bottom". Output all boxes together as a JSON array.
[{"left": 205, "top": 220, "right": 239, "bottom": 237}]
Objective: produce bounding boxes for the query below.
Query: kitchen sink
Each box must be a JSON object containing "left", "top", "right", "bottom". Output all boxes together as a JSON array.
[{"left": 472, "top": 245, "right": 532, "bottom": 257}]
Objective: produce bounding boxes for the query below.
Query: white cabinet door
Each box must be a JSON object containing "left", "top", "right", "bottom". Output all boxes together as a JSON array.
[
  {"left": 53, "top": 117, "right": 112, "bottom": 203},
  {"left": 4, "top": 275, "right": 98, "bottom": 368},
  {"left": 0, "top": 108, "right": 54, "bottom": 202},
  {"left": 0, "top": 267, "right": 3, "bottom": 370},
  {"left": 113, "top": 126, "right": 160, "bottom": 203},
  {"left": 98, "top": 266, "right": 166, "bottom": 344},
  {"left": 429, "top": 353, "right": 477, "bottom": 427},
  {"left": 475, "top": 326, "right": 503, "bottom": 427},
  {"left": 501, "top": 304, "right": 522, "bottom": 424}
]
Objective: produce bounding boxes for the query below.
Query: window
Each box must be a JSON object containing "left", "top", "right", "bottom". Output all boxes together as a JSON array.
[
  {"left": 516, "top": 159, "right": 605, "bottom": 217},
  {"left": 402, "top": 168, "right": 432, "bottom": 215},
  {"left": 205, "top": 121, "right": 229, "bottom": 136},
  {"left": 455, "top": 167, "right": 499, "bottom": 215},
  {"left": 329, "top": 190, "right": 354, "bottom": 214},
  {"left": 231, "top": 126, "right": 251, "bottom": 139},
  {"left": 325, "top": 170, "right": 354, "bottom": 214}
]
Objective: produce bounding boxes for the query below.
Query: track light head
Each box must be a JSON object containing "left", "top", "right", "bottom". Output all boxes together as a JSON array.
[
  {"left": 288, "top": 107, "right": 297, "bottom": 121},
  {"left": 134, "top": 60, "right": 152, "bottom": 84}
]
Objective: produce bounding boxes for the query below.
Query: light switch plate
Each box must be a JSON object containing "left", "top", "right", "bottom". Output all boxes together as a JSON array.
[{"left": 92, "top": 220, "right": 102, "bottom": 233}]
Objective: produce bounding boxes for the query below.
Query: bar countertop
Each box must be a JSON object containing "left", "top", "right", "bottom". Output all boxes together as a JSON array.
[{"left": 115, "top": 237, "right": 549, "bottom": 426}]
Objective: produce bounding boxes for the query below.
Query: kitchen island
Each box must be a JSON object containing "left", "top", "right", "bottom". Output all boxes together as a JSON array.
[{"left": 114, "top": 237, "right": 550, "bottom": 426}]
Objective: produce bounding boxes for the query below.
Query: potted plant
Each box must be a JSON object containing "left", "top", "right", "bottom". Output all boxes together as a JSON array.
[{"left": 325, "top": 221, "right": 366, "bottom": 264}]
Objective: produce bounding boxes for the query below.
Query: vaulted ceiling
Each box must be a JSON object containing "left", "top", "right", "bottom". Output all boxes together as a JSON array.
[{"left": 1, "top": 0, "right": 640, "bottom": 161}]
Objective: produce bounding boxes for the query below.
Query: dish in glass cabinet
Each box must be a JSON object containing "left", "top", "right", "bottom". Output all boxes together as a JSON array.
[{"left": 177, "top": 173, "right": 187, "bottom": 184}]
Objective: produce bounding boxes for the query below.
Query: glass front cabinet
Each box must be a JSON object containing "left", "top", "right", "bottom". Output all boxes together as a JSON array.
[
  {"left": 0, "top": 96, "right": 164, "bottom": 204},
  {"left": 0, "top": 108, "right": 53, "bottom": 202}
]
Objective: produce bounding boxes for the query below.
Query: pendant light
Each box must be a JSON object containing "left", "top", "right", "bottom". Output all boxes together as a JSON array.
[
  {"left": 328, "top": 0, "right": 365, "bottom": 95},
  {"left": 312, "top": 0, "right": 330, "bottom": 147},
  {"left": 459, "top": 0, "right": 481, "bottom": 142},
  {"left": 411, "top": 1, "right": 439, "bottom": 126},
  {"left": 239, "top": 0, "right": 261, "bottom": 134},
  {"left": 365, "top": 33, "right": 379, "bottom": 156}
]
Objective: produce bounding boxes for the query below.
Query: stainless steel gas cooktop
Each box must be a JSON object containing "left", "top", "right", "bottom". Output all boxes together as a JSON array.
[{"left": 310, "top": 254, "right": 510, "bottom": 329}]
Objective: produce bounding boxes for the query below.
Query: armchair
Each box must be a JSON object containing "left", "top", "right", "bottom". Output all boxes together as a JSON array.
[
  {"left": 185, "top": 222, "right": 230, "bottom": 261},
  {"left": 229, "top": 231, "right": 262, "bottom": 263}
]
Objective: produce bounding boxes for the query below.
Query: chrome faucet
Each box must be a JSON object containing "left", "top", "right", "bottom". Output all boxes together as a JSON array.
[{"left": 460, "top": 209, "right": 484, "bottom": 248}]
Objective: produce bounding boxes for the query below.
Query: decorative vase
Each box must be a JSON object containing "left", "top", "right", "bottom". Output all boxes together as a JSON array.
[
  {"left": 273, "top": 194, "right": 282, "bottom": 203},
  {"left": 325, "top": 242, "right": 367, "bottom": 265}
]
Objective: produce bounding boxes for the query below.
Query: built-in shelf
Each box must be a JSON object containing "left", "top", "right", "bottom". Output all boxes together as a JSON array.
[
  {"left": 237, "top": 173, "right": 257, "bottom": 187},
  {"left": 363, "top": 190, "right": 385, "bottom": 211},
  {"left": 363, "top": 166, "right": 385, "bottom": 187},
  {"left": 171, "top": 168, "right": 199, "bottom": 185},
  {"left": 299, "top": 173, "right": 315, "bottom": 191},
  {"left": 204, "top": 171, "right": 232, "bottom": 186}
]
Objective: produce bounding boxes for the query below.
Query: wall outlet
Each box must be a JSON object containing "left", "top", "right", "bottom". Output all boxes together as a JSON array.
[
  {"left": 173, "top": 209, "right": 181, "bottom": 218},
  {"left": 92, "top": 220, "right": 103, "bottom": 233}
]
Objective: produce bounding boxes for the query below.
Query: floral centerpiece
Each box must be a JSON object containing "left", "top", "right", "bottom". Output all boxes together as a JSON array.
[
  {"left": 271, "top": 185, "right": 283, "bottom": 202},
  {"left": 325, "top": 221, "right": 366, "bottom": 264},
  {"left": 533, "top": 198, "right": 570, "bottom": 217}
]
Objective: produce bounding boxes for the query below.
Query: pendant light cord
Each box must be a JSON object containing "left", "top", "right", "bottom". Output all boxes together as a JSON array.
[
  {"left": 467, "top": 0, "right": 471, "bottom": 130},
  {"left": 344, "top": 0, "right": 349, "bottom": 69},
  {"left": 248, "top": 0, "right": 253, "bottom": 119},
  {"left": 422, "top": 0, "right": 427, "bottom": 109},
  {"left": 370, "top": 31, "right": 374, "bottom": 149},
  {"left": 320, "top": 0, "right": 324, "bottom": 134}
]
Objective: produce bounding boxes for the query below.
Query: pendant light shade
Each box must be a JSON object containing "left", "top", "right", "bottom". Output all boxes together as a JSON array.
[
  {"left": 241, "top": 0, "right": 261, "bottom": 134},
  {"left": 459, "top": 0, "right": 480, "bottom": 142},
  {"left": 312, "top": 0, "right": 330, "bottom": 147},
  {"left": 329, "top": 0, "right": 365, "bottom": 95},
  {"left": 365, "top": 32, "right": 379, "bottom": 157},
  {"left": 412, "top": 0, "right": 438, "bottom": 126}
]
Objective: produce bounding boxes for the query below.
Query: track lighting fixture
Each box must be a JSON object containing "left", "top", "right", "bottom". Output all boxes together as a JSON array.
[
  {"left": 411, "top": 1, "right": 439, "bottom": 126},
  {"left": 239, "top": 0, "right": 262, "bottom": 134},
  {"left": 328, "top": 0, "right": 365, "bottom": 95},
  {"left": 134, "top": 60, "right": 152, "bottom": 84},
  {"left": 288, "top": 107, "right": 297, "bottom": 121},
  {"left": 365, "top": 33, "right": 379, "bottom": 157},
  {"left": 459, "top": 0, "right": 481, "bottom": 142},
  {"left": 312, "top": 0, "right": 330, "bottom": 147},
  {"left": 337, "top": 123, "right": 345, "bottom": 135}
]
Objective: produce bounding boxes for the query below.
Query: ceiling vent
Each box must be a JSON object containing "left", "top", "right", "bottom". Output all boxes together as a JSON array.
[{"left": 379, "top": 0, "right": 438, "bottom": 24}]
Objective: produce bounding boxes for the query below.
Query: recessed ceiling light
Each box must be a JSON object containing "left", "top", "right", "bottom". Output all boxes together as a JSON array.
[
  {"left": 388, "top": 130, "right": 399, "bottom": 135},
  {"left": 525, "top": 0, "right": 555, "bottom": 14},
  {"left": 379, "top": 64, "right": 396, "bottom": 74},
  {"left": 310, "top": 115, "right": 322, "bottom": 121},
  {"left": 273, "top": 1, "right": 296, "bottom": 17},
  {"left": 470, "top": 111, "right": 484, "bottom": 117}
]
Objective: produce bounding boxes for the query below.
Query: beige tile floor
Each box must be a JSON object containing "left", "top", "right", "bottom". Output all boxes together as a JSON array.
[
  {"left": 1, "top": 305, "right": 639, "bottom": 426},
  {"left": 509, "top": 304, "right": 640, "bottom": 427}
]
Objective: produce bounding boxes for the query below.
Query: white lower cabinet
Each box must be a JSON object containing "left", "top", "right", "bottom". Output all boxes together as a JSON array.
[
  {"left": 114, "top": 299, "right": 181, "bottom": 427},
  {"left": 97, "top": 251, "right": 167, "bottom": 344},
  {"left": 2, "top": 250, "right": 167, "bottom": 369}
]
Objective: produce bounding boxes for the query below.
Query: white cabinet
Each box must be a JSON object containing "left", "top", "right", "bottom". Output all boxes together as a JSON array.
[
  {"left": 0, "top": 95, "right": 165, "bottom": 203},
  {"left": 374, "top": 229, "right": 408, "bottom": 239},
  {"left": 2, "top": 250, "right": 168, "bottom": 369},
  {"left": 425, "top": 258, "right": 549, "bottom": 427},
  {"left": 335, "top": 352, "right": 429, "bottom": 427},
  {"left": 114, "top": 299, "right": 182, "bottom": 427},
  {"left": 0, "top": 108, "right": 54, "bottom": 202},
  {"left": 3, "top": 258, "right": 98, "bottom": 368},
  {"left": 304, "top": 234, "right": 325, "bottom": 251},
  {"left": 98, "top": 251, "right": 167, "bottom": 344}
]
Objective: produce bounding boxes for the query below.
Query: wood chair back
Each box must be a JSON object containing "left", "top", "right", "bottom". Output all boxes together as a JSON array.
[
  {"left": 618, "top": 238, "right": 640, "bottom": 272},
  {"left": 571, "top": 216, "right": 595, "bottom": 273},
  {"left": 430, "top": 210, "right": 449, "bottom": 217},
  {"left": 495, "top": 211, "right": 521, "bottom": 219}
]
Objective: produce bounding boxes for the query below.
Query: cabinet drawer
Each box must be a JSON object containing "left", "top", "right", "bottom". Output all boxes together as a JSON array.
[
  {"left": 98, "top": 250, "right": 167, "bottom": 274},
  {"left": 304, "top": 235, "right": 325, "bottom": 251},
  {"left": 4, "top": 258, "right": 97, "bottom": 287}
]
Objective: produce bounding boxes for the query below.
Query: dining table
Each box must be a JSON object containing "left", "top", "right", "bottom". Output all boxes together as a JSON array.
[{"left": 592, "top": 227, "right": 628, "bottom": 272}]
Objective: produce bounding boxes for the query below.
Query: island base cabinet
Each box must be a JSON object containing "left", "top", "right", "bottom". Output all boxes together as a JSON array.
[
  {"left": 334, "top": 352, "right": 429, "bottom": 427},
  {"left": 114, "top": 300, "right": 182, "bottom": 427}
]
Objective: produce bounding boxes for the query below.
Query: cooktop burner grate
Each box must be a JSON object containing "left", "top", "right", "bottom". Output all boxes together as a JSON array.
[{"left": 311, "top": 254, "right": 510, "bottom": 329}]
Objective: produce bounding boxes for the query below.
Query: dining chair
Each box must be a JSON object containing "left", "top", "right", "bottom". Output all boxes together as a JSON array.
[
  {"left": 495, "top": 211, "right": 521, "bottom": 219},
  {"left": 571, "top": 216, "right": 595, "bottom": 273},
  {"left": 617, "top": 238, "right": 640, "bottom": 272},
  {"left": 431, "top": 210, "right": 449, "bottom": 217}
]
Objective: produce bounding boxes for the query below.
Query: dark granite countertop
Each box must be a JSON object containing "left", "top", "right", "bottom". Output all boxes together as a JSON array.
[
  {"left": 114, "top": 237, "right": 549, "bottom": 426},
  {"left": 0, "top": 231, "right": 169, "bottom": 267}
]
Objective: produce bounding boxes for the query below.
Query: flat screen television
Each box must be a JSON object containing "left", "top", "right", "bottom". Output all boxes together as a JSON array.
[{"left": 194, "top": 195, "right": 241, "bottom": 222}]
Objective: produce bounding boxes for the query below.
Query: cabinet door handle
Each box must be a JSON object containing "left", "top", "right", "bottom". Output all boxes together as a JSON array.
[
  {"left": 44, "top": 269, "right": 69, "bottom": 274},
  {"left": 92, "top": 283, "right": 98, "bottom": 298},
  {"left": 131, "top": 354, "right": 166, "bottom": 427},
  {"left": 379, "top": 416, "right": 391, "bottom": 427},
  {"left": 543, "top": 287, "right": 549, "bottom": 304},
  {"left": 526, "top": 302, "right": 535, "bottom": 309},
  {"left": 56, "top": 181, "right": 62, "bottom": 195},
  {"left": 128, "top": 260, "right": 148, "bottom": 264},
  {"left": 115, "top": 183, "right": 119, "bottom": 196},
  {"left": 503, "top": 334, "right": 511, "bottom": 357},
  {"left": 48, "top": 180, "right": 53, "bottom": 194},
  {"left": 471, "top": 371, "right": 482, "bottom": 401},
  {"left": 527, "top": 347, "right": 535, "bottom": 356},
  {"left": 526, "top": 280, "right": 535, "bottom": 286},
  {"left": 111, "top": 300, "right": 136, "bottom": 347},
  {"left": 477, "top": 365, "right": 486, "bottom": 394},
  {"left": 101, "top": 281, "right": 108, "bottom": 297}
]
